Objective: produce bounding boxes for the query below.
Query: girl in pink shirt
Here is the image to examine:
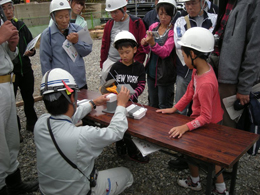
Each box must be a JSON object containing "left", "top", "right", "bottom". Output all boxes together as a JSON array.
[{"left": 156, "top": 27, "right": 228, "bottom": 195}]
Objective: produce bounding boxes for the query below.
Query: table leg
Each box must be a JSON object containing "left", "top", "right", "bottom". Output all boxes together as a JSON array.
[
  {"left": 229, "top": 161, "right": 239, "bottom": 195},
  {"left": 206, "top": 163, "right": 215, "bottom": 195}
]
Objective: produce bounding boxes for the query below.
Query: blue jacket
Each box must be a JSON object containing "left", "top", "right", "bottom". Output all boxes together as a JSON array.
[{"left": 40, "top": 23, "right": 92, "bottom": 88}]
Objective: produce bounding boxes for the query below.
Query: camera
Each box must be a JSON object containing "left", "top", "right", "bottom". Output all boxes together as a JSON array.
[{"left": 151, "top": 31, "right": 160, "bottom": 39}]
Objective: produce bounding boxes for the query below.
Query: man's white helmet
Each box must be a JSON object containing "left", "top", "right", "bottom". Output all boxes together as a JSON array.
[
  {"left": 0, "top": 0, "right": 12, "bottom": 5},
  {"left": 178, "top": 27, "right": 214, "bottom": 53},
  {"left": 40, "top": 68, "right": 78, "bottom": 96},
  {"left": 157, "top": 0, "right": 177, "bottom": 8},
  {"left": 113, "top": 31, "right": 137, "bottom": 47},
  {"left": 49, "top": 0, "right": 71, "bottom": 15},
  {"left": 105, "top": 0, "right": 127, "bottom": 12}
]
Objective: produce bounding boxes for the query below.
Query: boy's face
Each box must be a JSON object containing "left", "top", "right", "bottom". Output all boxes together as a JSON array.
[
  {"left": 182, "top": 50, "right": 194, "bottom": 69},
  {"left": 118, "top": 46, "right": 137, "bottom": 66}
]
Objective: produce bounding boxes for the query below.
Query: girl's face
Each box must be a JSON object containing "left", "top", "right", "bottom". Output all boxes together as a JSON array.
[
  {"left": 158, "top": 7, "right": 172, "bottom": 26},
  {"left": 71, "top": 1, "right": 84, "bottom": 15},
  {"left": 182, "top": 50, "right": 194, "bottom": 69}
]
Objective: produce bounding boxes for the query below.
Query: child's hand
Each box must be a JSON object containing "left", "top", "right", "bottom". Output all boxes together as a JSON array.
[
  {"left": 156, "top": 107, "right": 177, "bottom": 114},
  {"left": 168, "top": 124, "right": 189, "bottom": 139}
]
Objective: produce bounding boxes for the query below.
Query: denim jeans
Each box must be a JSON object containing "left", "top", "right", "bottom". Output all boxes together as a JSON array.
[
  {"left": 175, "top": 71, "right": 192, "bottom": 115},
  {"left": 147, "top": 76, "right": 175, "bottom": 109}
]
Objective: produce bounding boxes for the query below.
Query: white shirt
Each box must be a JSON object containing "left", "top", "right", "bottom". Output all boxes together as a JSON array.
[{"left": 34, "top": 103, "right": 128, "bottom": 195}]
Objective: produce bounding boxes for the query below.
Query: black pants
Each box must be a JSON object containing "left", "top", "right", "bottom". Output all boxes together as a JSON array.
[{"left": 13, "top": 69, "right": 37, "bottom": 127}]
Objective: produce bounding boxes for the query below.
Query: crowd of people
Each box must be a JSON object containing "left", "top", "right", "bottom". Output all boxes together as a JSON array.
[{"left": 0, "top": 0, "right": 259, "bottom": 194}]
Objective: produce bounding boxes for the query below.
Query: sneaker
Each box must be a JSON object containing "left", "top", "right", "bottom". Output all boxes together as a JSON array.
[
  {"left": 211, "top": 189, "right": 229, "bottom": 195},
  {"left": 168, "top": 158, "right": 189, "bottom": 170},
  {"left": 129, "top": 152, "right": 150, "bottom": 163},
  {"left": 177, "top": 176, "right": 202, "bottom": 191}
]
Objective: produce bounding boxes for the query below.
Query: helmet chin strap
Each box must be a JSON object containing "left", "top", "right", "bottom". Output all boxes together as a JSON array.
[
  {"left": 52, "top": 13, "right": 69, "bottom": 32},
  {"left": 120, "top": 8, "right": 126, "bottom": 21},
  {"left": 198, "top": 0, "right": 206, "bottom": 16},
  {"left": 60, "top": 90, "right": 77, "bottom": 115}
]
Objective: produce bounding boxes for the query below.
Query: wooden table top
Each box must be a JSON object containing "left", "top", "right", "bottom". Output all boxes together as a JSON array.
[{"left": 78, "top": 89, "right": 260, "bottom": 168}]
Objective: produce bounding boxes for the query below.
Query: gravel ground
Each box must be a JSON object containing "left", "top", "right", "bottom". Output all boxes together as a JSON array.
[{"left": 16, "top": 39, "right": 260, "bottom": 195}]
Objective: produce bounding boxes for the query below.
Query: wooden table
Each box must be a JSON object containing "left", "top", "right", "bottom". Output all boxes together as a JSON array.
[{"left": 78, "top": 89, "right": 259, "bottom": 195}]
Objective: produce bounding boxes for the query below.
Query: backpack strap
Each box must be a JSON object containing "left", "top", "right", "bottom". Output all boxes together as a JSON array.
[{"left": 184, "top": 15, "right": 191, "bottom": 29}]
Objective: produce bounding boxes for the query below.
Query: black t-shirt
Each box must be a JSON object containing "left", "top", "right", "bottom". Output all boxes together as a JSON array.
[{"left": 106, "top": 61, "right": 146, "bottom": 102}]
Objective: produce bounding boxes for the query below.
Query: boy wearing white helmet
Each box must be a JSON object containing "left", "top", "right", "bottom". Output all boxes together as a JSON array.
[
  {"left": 100, "top": 0, "right": 146, "bottom": 84},
  {"left": 105, "top": 31, "right": 148, "bottom": 163},
  {"left": 34, "top": 68, "right": 133, "bottom": 195},
  {"left": 0, "top": 2, "right": 39, "bottom": 195},
  {"left": 0, "top": 0, "right": 38, "bottom": 133},
  {"left": 169, "top": 0, "right": 217, "bottom": 171},
  {"left": 157, "top": 27, "right": 228, "bottom": 195},
  {"left": 174, "top": 0, "right": 217, "bottom": 115},
  {"left": 40, "top": 0, "right": 92, "bottom": 89}
]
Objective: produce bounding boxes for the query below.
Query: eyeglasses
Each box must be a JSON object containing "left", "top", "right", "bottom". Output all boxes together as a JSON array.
[
  {"left": 2, "top": 5, "right": 13, "bottom": 11},
  {"left": 109, "top": 10, "right": 119, "bottom": 16},
  {"left": 185, "top": 1, "right": 200, "bottom": 7}
]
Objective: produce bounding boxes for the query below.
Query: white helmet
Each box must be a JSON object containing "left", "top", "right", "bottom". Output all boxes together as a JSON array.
[
  {"left": 113, "top": 31, "right": 137, "bottom": 48},
  {"left": 49, "top": 0, "right": 71, "bottom": 15},
  {"left": 157, "top": 0, "right": 177, "bottom": 8},
  {"left": 40, "top": 68, "right": 78, "bottom": 96},
  {"left": 105, "top": 0, "right": 127, "bottom": 12},
  {"left": 0, "top": 0, "right": 12, "bottom": 5},
  {"left": 178, "top": 27, "right": 214, "bottom": 53}
]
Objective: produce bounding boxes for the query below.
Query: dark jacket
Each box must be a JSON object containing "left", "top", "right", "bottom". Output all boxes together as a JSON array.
[
  {"left": 100, "top": 15, "right": 146, "bottom": 68},
  {"left": 142, "top": 9, "right": 159, "bottom": 30},
  {"left": 12, "top": 19, "right": 35, "bottom": 75}
]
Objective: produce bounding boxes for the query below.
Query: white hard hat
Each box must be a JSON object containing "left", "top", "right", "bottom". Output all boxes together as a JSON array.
[
  {"left": 105, "top": 0, "right": 127, "bottom": 12},
  {"left": 114, "top": 31, "right": 137, "bottom": 47},
  {"left": 178, "top": 27, "right": 214, "bottom": 53},
  {"left": 49, "top": 0, "right": 71, "bottom": 15},
  {"left": 157, "top": 0, "right": 177, "bottom": 8},
  {"left": 40, "top": 68, "right": 78, "bottom": 96},
  {"left": 0, "top": 0, "right": 12, "bottom": 5}
]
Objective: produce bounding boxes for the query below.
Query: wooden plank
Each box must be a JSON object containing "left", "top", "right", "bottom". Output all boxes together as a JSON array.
[
  {"left": 78, "top": 89, "right": 260, "bottom": 168},
  {"left": 16, "top": 96, "right": 43, "bottom": 107}
]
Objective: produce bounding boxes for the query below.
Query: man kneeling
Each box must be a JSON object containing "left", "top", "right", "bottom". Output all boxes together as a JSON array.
[{"left": 34, "top": 68, "right": 133, "bottom": 195}]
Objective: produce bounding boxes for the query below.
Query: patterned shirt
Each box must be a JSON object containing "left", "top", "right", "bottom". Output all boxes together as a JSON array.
[{"left": 214, "top": 0, "right": 235, "bottom": 55}]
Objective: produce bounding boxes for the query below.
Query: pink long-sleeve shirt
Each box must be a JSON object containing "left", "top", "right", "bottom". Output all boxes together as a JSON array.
[{"left": 175, "top": 65, "right": 223, "bottom": 130}]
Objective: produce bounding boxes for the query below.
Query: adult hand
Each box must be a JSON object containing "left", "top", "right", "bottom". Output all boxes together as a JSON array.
[
  {"left": 145, "top": 31, "right": 156, "bottom": 47},
  {"left": 141, "top": 38, "right": 148, "bottom": 46},
  {"left": 93, "top": 94, "right": 110, "bottom": 106},
  {"left": 0, "top": 20, "right": 18, "bottom": 44},
  {"left": 117, "top": 86, "right": 130, "bottom": 107},
  {"left": 156, "top": 107, "right": 177, "bottom": 114},
  {"left": 168, "top": 124, "right": 189, "bottom": 139},
  {"left": 67, "top": 32, "right": 78, "bottom": 44},
  {"left": 24, "top": 48, "right": 35, "bottom": 57},
  {"left": 236, "top": 93, "right": 250, "bottom": 105},
  {"left": 8, "top": 33, "right": 19, "bottom": 52}
]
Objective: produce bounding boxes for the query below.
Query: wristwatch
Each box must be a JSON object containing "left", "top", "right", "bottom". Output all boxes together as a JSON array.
[{"left": 89, "top": 100, "right": 96, "bottom": 109}]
